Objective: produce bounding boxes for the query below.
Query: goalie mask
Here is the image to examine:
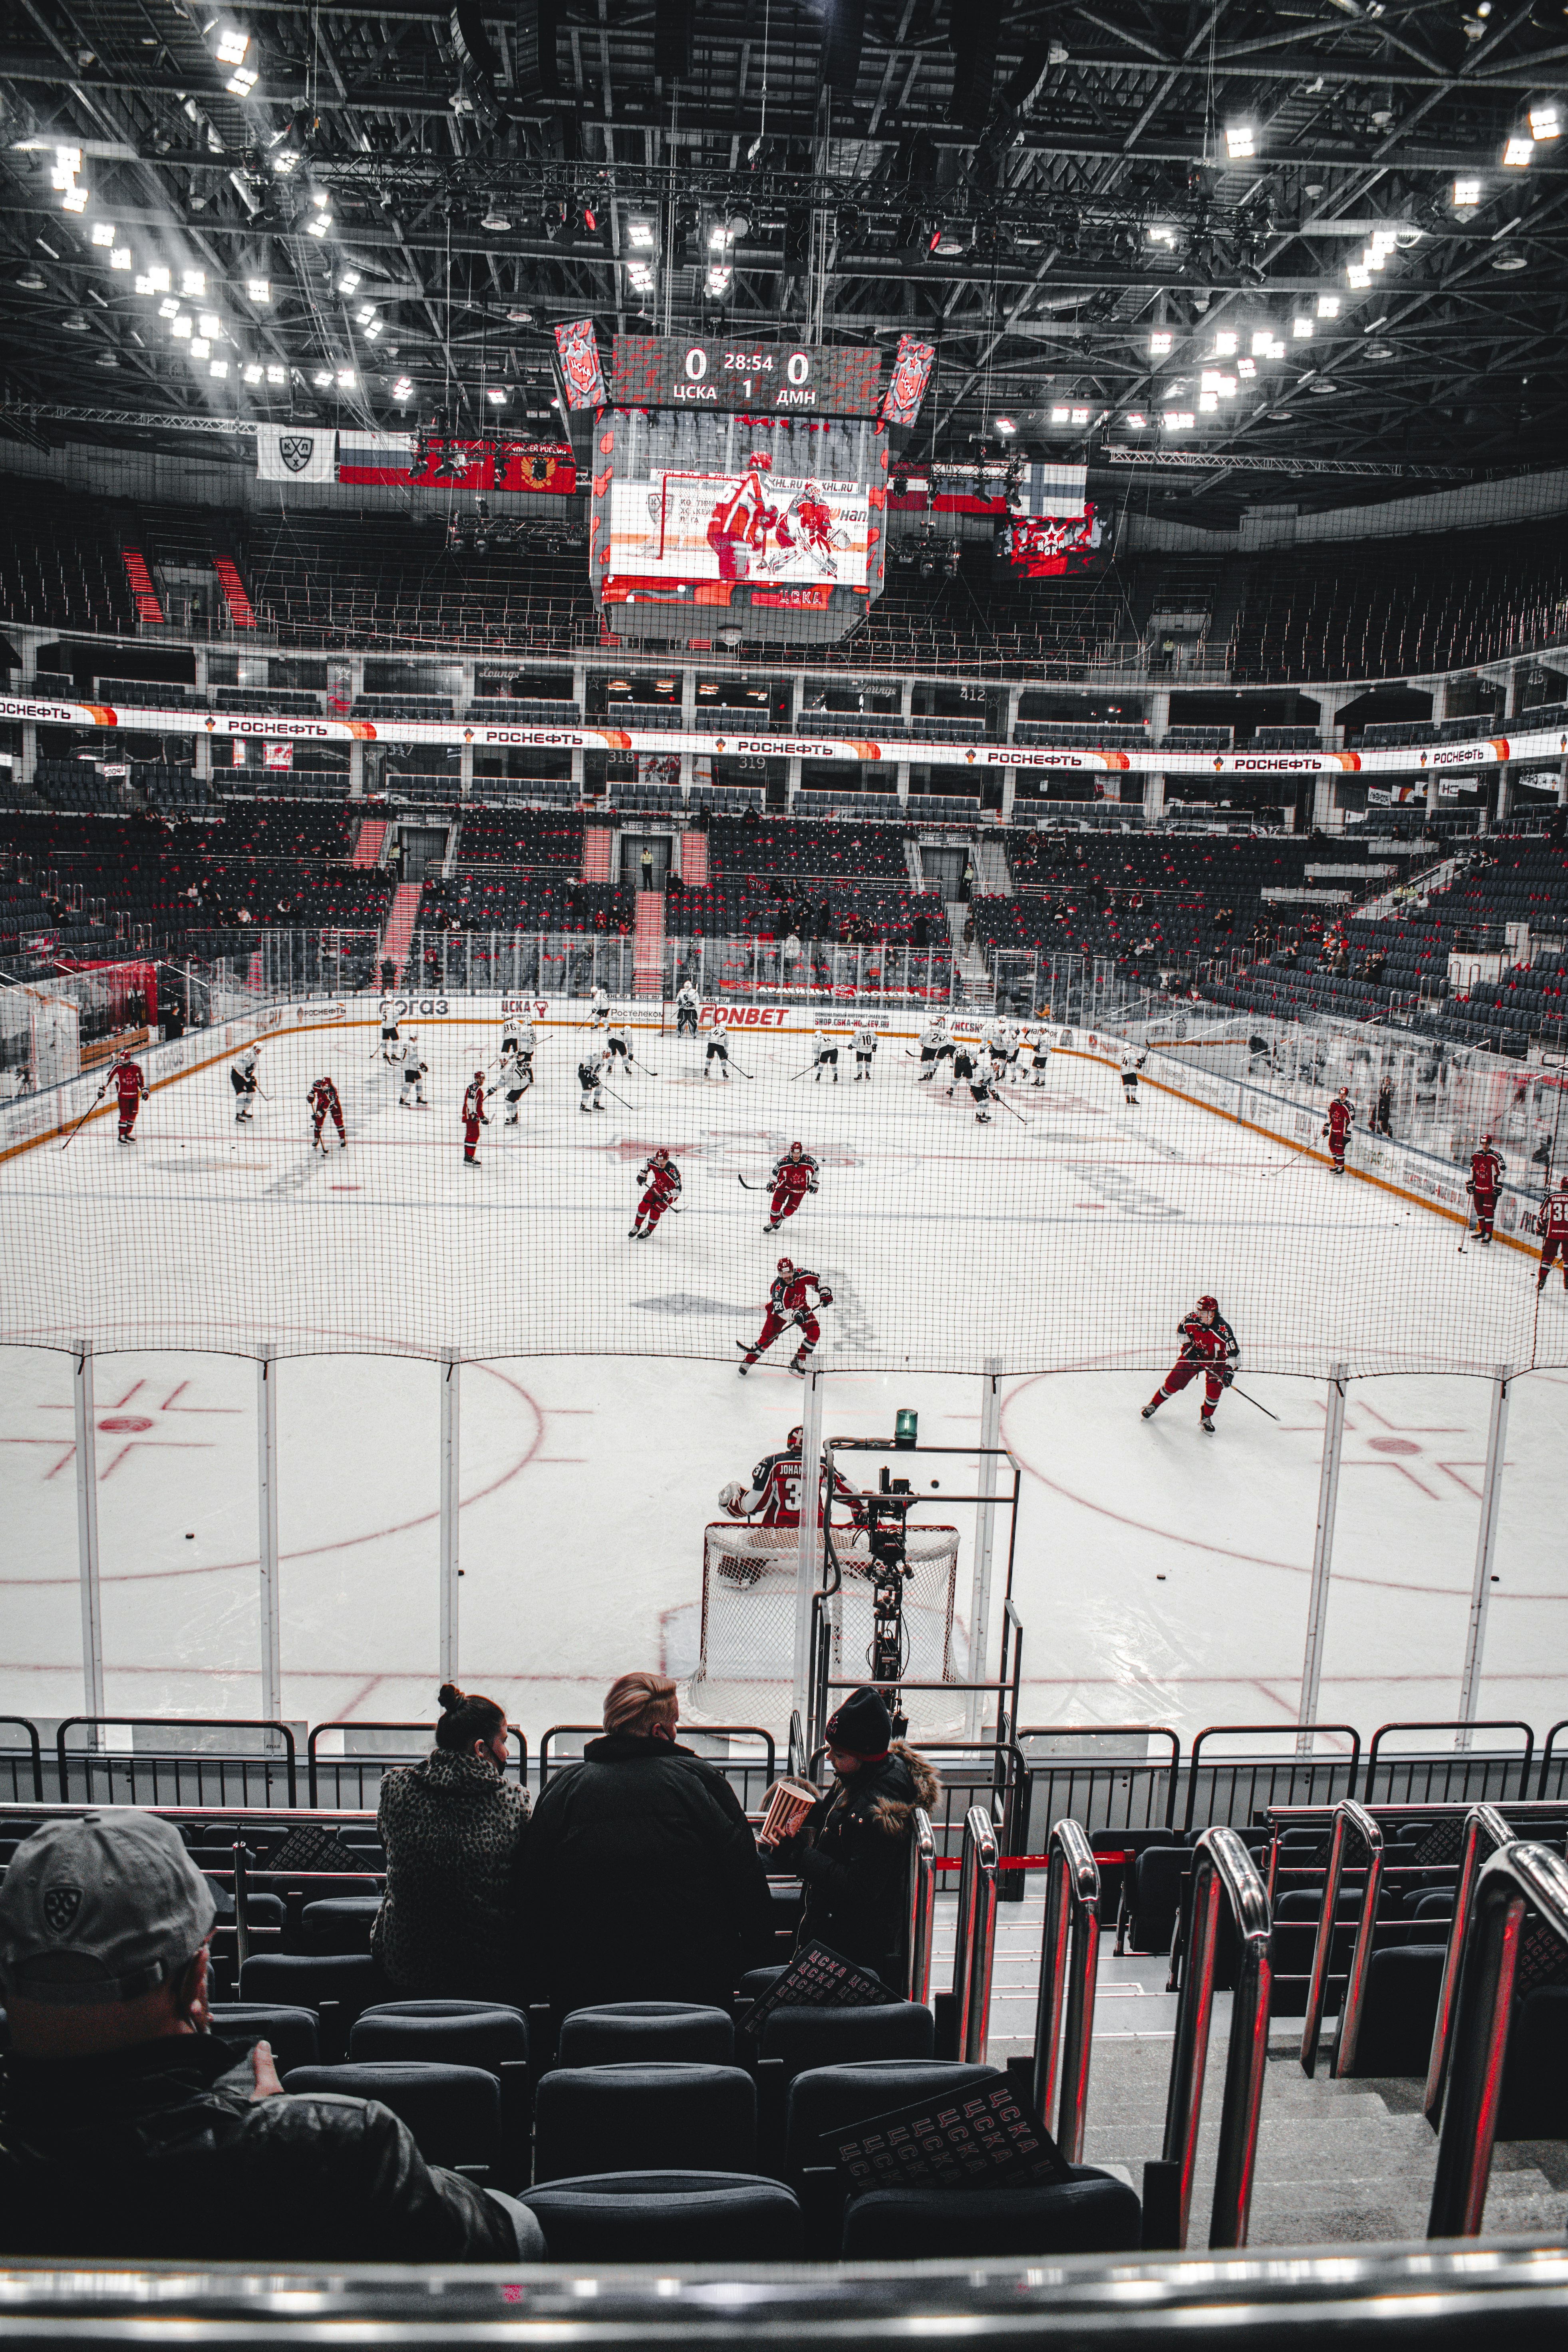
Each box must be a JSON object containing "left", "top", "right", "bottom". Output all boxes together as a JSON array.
[{"left": 787, "top": 1425, "right": 803, "bottom": 1449}]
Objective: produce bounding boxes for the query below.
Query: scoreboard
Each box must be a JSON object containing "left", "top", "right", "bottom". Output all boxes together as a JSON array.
[{"left": 610, "top": 334, "right": 883, "bottom": 418}]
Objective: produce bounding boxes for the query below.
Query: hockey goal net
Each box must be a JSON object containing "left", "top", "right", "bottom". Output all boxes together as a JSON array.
[{"left": 689, "top": 1520, "right": 964, "bottom": 1738}]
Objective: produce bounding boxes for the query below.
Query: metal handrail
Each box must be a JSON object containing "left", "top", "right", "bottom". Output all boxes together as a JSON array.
[
  {"left": 908, "top": 1807, "right": 936, "bottom": 2004},
  {"left": 1143, "top": 1824, "right": 1272, "bottom": 2251},
  {"left": 1366, "top": 1718, "right": 1535, "bottom": 1801},
  {"left": 1299, "top": 1797, "right": 1385, "bottom": 2079},
  {"left": 951, "top": 1804, "right": 1000, "bottom": 2065},
  {"left": 305, "top": 1720, "right": 528, "bottom": 1805},
  {"left": 55, "top": 1718, "right": 298, "bottom": 1808},
  {"left": 232, "top": 1839, "right": 250, "bottom": 1971},
  {"left": 1427, "top": 1840, "right": 1568, "bottom": 2237},
  {"left": 0, "top": 1717, "right": 44, "bottom": 1800},
  {"left": 1031, "top": 1818, "right": 1100, "bottom": 2163},
  {"left": 538, "top": 1722, "right": 775, "bottom": 1785},
  {"left": 1183, "top": 1721, "right": 1361, "bottom": 1832},
  {"left": 1018, "top": 1724, "right": 1182, "bottom": 1830},
  {"left": 1537, "top": 1718, "right": 1568, "bottom": 1799},
  {"left": 1423, "top": 1801, "right": 1516, "bottom": 2127}
]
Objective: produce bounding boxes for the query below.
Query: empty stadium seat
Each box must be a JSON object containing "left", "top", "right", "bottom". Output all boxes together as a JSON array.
[
  {"left": 350, "top": 2000, "right": 529, "bottom": 2073},
  {"left": 521, "top": 2171, "right": 803, "bottom": 2261},
  {"left": 756, "top": 2001, "right": 935, "bottom": 2081},
  {"left": 282, "top": 2060, "right": 500, "bottom": 2171},
  {"left": 533, "top": 2062, "right": 757, "bottom": 2182},
  {"left": 207, "top": 2002, "right": 320, "bottom": 2073},
  {"left": 301, "top": 1896, "right": 383, "bottom": 1954},
  {"left": 556, "top": 2001, "right": 735, "bottom": 2068}
]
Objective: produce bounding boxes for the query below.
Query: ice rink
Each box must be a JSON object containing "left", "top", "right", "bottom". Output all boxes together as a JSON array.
[{"left": 3, "top": 1011, "right": 1565, "bottom": 1750}]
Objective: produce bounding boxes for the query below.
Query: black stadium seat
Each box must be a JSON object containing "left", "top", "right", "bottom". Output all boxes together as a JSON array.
[
  {"left": 521, "top": 2171, "right": 804, "bottom": 2261},
  {"left": 532, "top": 2062, "right": 757, "bottom": 2183},
  {"left": 282, "top": 2060, "right": 501, "bottom": 2172}
]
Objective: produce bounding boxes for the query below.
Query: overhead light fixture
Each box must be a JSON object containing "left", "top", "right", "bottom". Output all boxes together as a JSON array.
[
  {"left": 336, "top": 366, "right": 354, "bottom": 388},
  {"left": 273, "top": 148, "right": 300, "bottom": 175},
  {"left": 627, "top": 260, "right": 654, "bottom": 292},
  {"left": 148, "top": 264, "right": 171, "bottom": 292},
  {"left": 1250, "top": 329, "right": 1272, "bottom": 355},
  {"left": 392, "top": 374, "right": 413, "bottom": 398},
  {"left": 1318, "top": 292, "right": 1340, "bottom": 317},
  {"left": 480, "top": 197, "right": 511, "bottom": 231},
  {"left": 1529, "top": 103, "right": 1560, "bottom": 139},
  {"left": 90, "top": 221, "right": 115, "bottom": 246},
  {"left": 355, "top": 302, "right": 375, "bottom": 324},
  {"left": 1149, "top": 329, "right": 1173, "bottom": 356},
  {"left": 243, "top": 361, "right": 264, "bottom": 382},
  {"left": 62, "top": 185, "right": 89, "bottom": 213},
  {"left": 312, "top": 368, "right": 333, "bottom": 387},
  {"left": 1453, "top": 177, "right": 1483, "bottom": 211},
  {"left": 628, "top": 218, "right": 656, "bottom": 248},
  {"left": 182, "top": 270, "right": 205, "bottom": 296},
  {"left": 214, "top": 27, "right": 249, "bottom": 63},
  {"left": 16, "top": 267, "right": 46, "bottom": 290},
  {"left": 1199, "top": 391, "right": 1218, "bottom": 412},
  {"left": 198, "top": 312, "right": 221, "bottom": 337},
  {"left": 63, "top": 311, "right": 89, "bottom": 332},
  {"left": 1347, "top": 262, "right": 1371, "bottom": 286},
  {"left": 1492, "top": 248, "right": 1528, "bottom": 269},
  {"left": 1146, "top": 224, "right": 1177, "bottom": 248},
  {"left": 1503, "top": 134, "right": 1534, "bottom": 167},
  {"left": 210, "top": 357, "right": 229, "bottom": 376},
  {"left": 704, "top": 264, "right": 731, "bottom": 296},
  {"left": 1126, "top": 411, "right": 1147, "bottom": 429},
  {"left": 994, "top": 415, "right": 1017, "bottom": 435},
  {"left": 247, "top": 275, "right": 270, "bottom": 301},
  {"left": 173, "top": 315, "right": 193, "bottom": 338},
  {"left": 1292, "top": 314, "right": 1314, "bottom": 337},
  {"left": 266, "top": 362, "right": 286, "bottom": 383},
  {"left": 486, "top": 385, "right": 506, "bottom": 404},
  {"left": 1238, "top": 356, "right": 1257, "bottom": 377},
  {"left": 190, "top": 336, "right": 210, "bottom": 356},
  {"left": 1049, "top": 405, "right": 1070, "bottom": 423},
  {"left": 226, "top": 64, "right": 257, "bottom": 93},
  {"left": 364, "top": 318, "right": 382, "bottom": 339},
  {"left": 1163, "top": 410, "right": 1195, "bottom": 429},
  {"left": 338, "top": 269, "right": 360, "bottom": 293},
  {"left": 308, "top": 211, "right": 332, "bottom": 236},
  {"left": 158, "top": 296, "right": 181, "bottom": 318},
  {"left": 110, "top": 246, "right": 131, "bottom": 269},
  {"left": 1225, "top": 121, "right": 1256, "bottom": 159}
]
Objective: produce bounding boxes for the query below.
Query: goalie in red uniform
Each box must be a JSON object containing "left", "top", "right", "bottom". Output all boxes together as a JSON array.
[
  {"left": 307, "top": 1075, "right": 345, "bottom": 1151},
  {"left": 717, "top": 1424, "right": 866, "bottom": 1532},
  {"left": 1142, "top": 1295, "right": 1240, "bottom": 1435},
  {"left": 737, "top": 1258, "right": 833, "bottom": 1378},
  {"left": 110, "top": 1053, "right": 148, "bottom": 1143},
  {"left": 462, "top": 1071, "right": 488, "bottom": 1168},
  {"left": 1537, "top": 1176, "right": 1568, "bottom": 1293},
  {"left": 630, "top": 1146, "right": 682, "bottom": 1239},
  {"left": 765, "top": 1141, "right": 819, "bottom": 1234},
  {"left": 1324, "top": 1087, "right": 1354, "bottom": 1175},
  {"left": 1467, "top": 1133, "right": 1506, "bottom": 1244}
]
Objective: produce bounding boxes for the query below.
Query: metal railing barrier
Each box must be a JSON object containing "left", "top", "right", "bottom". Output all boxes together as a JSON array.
[
  {"left": 1143, "top": 1824, "right": 1272, "bottom": 2251},
  {"left": 1300, "top": 1797, "right": 1385, "bottom": 2078},
  {"left": 55, "top": 1718, "right": 298, "bottom": 1809},
  {"left": 306, "top": 1720, "right": 527, "bottom": 1806},
  {"left": 1423, "top": 1801, "right": 1519, "bottom": 2128},
  {"left": 1366, "top": 1720, "right": 1535, "bottom": 1806},
  {"left": 1427, "top": 1840, "right": 1568, "bottom": 2237},
  {"left": 1536, "top": 1719, "right": 1568, "bottom": 1800},
  {"left": 1031, "top": 1817, "right": 1101, "bottom": 2163},
  {"left": 1018, "top": 1724, "right": 1182, "bottom": 1835},
  {"left": 908, "top": 1807, "right": 937, "bottom": 2003},
  {"left": 1183, "top": 1722, "right": 1361, "bottom": 1833},
  {"left": 0, "top": 1718, "right": 44, "bottom": 1800},
  {"left": 539, "top": 1722, "right": 775, "bottom": 1804},
  {"left": 951, "top": 1804, "right": 1000, "bottom": 2064},
  {"left": 233, "top": 1839, "right": 251, "bottom": 1972}
]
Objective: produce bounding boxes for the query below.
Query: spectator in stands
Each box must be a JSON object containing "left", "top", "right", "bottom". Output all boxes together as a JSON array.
[
  {"left": 783, "top": 929, "right": 803, "bottom": 975},
  {"left": 759, "top": 1686, "right": 940, "bottom": 1994},
  {"left": 1375, "top": 1077, "right": 1394, "bottom": 1138},
  {"left": 0, "top": 1810, "right": 540, "bottom": 2261},
  {"left": 371, "top": 1683, "right": 529, "bottom": 2002},
  {"left": 520, "top": 1671, "right": 775, "bottom": 2015},
  {"left": 640, "top": 844, "right": 654, "bottom": 890}
]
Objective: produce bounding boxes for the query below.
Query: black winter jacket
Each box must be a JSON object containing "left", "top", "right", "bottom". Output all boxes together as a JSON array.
[
  {"left": 519, "top": 1731, "right": 776, "bottom": 2011},
  {"left": 792, "top": 1741, "right": 942, "bottom": 1991},
  {"left": 0, "top": 2033, "right": 518, "bottom": 2263}
]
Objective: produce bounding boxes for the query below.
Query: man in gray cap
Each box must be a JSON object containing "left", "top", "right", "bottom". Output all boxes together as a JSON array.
[{"left": 0, "top": 1810, "right": 543, "bottom": 2261}]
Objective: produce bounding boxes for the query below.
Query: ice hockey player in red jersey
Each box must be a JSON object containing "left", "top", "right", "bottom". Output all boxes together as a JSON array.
[
  {"left": 462, "top": 1071, "right": 488, "bottom": 1168},
  {"left": 737, "top": 1257, "right": 833, "bottom": 1378},
  {"left": 307, "top": 1075, "right": 345, "bottom": 1151},
  {"left": 1141, "top": 1295, "right": 1240, "bottom": 1435},
  {"left": 717, "top": 1424, "right": 866, "bottom": 1530},
  {"left": 765, "top": 1142, "right": 819, "bottom": 1234},
  {"left": 1537, "top": 1176, "right": 1568, "bottom": 1293},
  {"left": 1324, "top": 1087, "right": 1354, "bottom": 1174},
  {"left": 110, "top": 1053, "right": 148, "bottom": 1143},
  {"left": 630, "top": 1146, "right": 682, "bottom": 1238},
  {"left": 1467, "top": 1134, "right": 1507, "bottom": 1244}
]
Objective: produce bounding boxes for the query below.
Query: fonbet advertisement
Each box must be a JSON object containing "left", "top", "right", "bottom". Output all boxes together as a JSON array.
[{"left": 606, "top": 451, "right": 870, "bottom": 602}]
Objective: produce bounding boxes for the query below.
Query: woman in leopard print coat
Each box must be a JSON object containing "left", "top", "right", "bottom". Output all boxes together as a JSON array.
[{"left": 371, "top": 1684, "right": 529, "bottom": 2001}]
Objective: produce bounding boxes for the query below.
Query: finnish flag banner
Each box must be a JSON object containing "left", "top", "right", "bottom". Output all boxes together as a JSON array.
[{"left": 256, "top": 424, "right": 338, "bottom": 483}]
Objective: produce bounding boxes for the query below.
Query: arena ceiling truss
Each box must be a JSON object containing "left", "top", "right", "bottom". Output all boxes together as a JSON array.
[{"left": 3, "top": 0, "right": 1568, "bottom": 520}]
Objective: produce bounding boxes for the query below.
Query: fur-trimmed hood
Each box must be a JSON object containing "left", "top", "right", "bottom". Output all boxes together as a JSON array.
[{"left": 837, "top": 1739, "right": 942, "bottom": 1838}]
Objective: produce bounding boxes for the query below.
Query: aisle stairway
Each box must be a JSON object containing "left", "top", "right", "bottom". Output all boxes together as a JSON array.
[
  {"left": 973, "top": 835, "right": 1013, "bottom": 897},
  {"left": 633, "top": 890, "right": 666, "bottom": 999},
  {"left": 350, "top": 816, "right": 388, "bottom": 869},
  {"left": 377, "top": 881, "right": 423, "bottom": 985},
  {"left": 946, "top": 901, "right": 994, "bottom": 1009}
]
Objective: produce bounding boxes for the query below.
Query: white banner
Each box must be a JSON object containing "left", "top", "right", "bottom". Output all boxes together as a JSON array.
[{"left": 256, "top": 425, "right": 338, "bottom": 484}]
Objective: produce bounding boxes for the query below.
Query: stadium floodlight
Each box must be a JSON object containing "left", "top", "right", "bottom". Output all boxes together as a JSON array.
[
  {"left": 62, "top": 185, "right": 89, "bottom": 213},
  {"left": 1163, "top": 409, "right": 1195, "bottom": 429},
  {"left": 247, "top": 276, "right": 269, "bottom": 302},
  {"left": 158, "top": 296, "right": 181, "bottom": 319},
  {"left": 308, "top": 212, "right": 332, "bottom": 236},
  {"left": 1214, "top": 329, "right": 1238, "bottom": 357},
  {"left": 1147, "top": 223, "right": 1177, "bottom": 247},
  {"left": 486, "top": 386, "right": 507, "bottom": 404},
  {"left": 199, "top": 312, "right": 221, "bottom": 338},
  {"left": 1529, "top": 103, "right": 1560, "bottom": 140},
  {"left": 1238, "top": 356, "right": 1257, "bottom": 377},
  {"left": 1199, "top": 391, "right": 1218, "bottom": 411},
  {"left": 91, "top": 221, "right": 115, "bottom": 246},
  {"left": 312, "top": 368, "right": 333, "bottom": 386},
  {"left": 1347, "top": 262, "right": 1371, "bottom": 287},
  {"left": 1201, "top": 368, "right": 1222, "bottom": 391},
  {"left": 355, "top": 302, "right": 375, "bottom": 324},
  {"left": 994, "top": 415, "right": 1017, "bottom": 434},
  {"left": 210, "top": 358, "right": 229, "bottom": 377},
  {"left": 704, "top": 263, "right": 731, "bottom": 296},
  {"left": 190, "top": 336, "right": 209, "bottom": 356},
  {"left": 1126, "top": 411, "right": 1147, "bottom": 428},
  {"left": 214, "top": 28, "right": 249, "bottom": 63},
  {"left": 226, "top": 64, "right": 257, "bottom": 94},
  {"left": 135, "top": 275, "right": 154, "bottom": 294},
  {"left": 392, "top": 375, "right": 413, "bottom": 399},
  {"left": 243, "top": 361, "right": 264, "bottom": 382},
  {"left": 273, "top": 148, "right": 300, "bottom": 175},
  {"left": 266, "top": 362, "right": 285, "bottom": 384},
  {"left": 1149, "top": 329, "right": 1173, "bottom": 356},
  {"left": 627, "top": 260, "right": 654, "bottom": 292},
  {"left": 182, "top": 270, "right": 205, "bottom": 296},
  {"left": 1225, "top": 121, "right": 1256, "bottom": 159},
  {"left": 628, "top": 217, "right": 656, "bottom": 248},
  {"left": 1503, "top": 133, "right": 1534, "bottom": 167},
  {"left": 1071, "top": 405, "right": 1090, "bottom": 424},
  {"left": 1318, "top": 292, "right": 1340, "bottom": 317},
  {"left": 173, "top": 316, "right": 193, "bottom": 338},
  {"left": 111, "top": 247, "right": 131, "bottom": 270},
  {"left": 1293, "top": 314, "right": 1314, "bottom": 337},
  {"left": 338, "top": 270, "right": 360, "bottom": 293},
  {"left": 148, "top": 264, "right": 171, "bottom": 292},
  {"left": 364, "top": 318, "right": 382, "bottom": 339},
  {"left": 52, "top": 145, "right": 82, "bottom": 179},
  {"left": 1050, "top": 405, "right": 1071, "bottom": 422},
  {"left": 1453, "top": 177, "right": 1483, "bottom": 210},
  {"left": 1218, "top": 374, "right": 1237, "bottom": 397},
  {"left": 1250, "top": 329, "right": 1272, "bottom": 354}
]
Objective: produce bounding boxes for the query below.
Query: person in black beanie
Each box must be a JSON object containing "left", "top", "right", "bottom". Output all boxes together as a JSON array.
[{"left": 758, "top": 1685, "right": 939, "bottom": 1994}]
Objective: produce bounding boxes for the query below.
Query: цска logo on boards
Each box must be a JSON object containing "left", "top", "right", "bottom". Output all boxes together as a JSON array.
[{"left": 278, "top": 435, "right": 317, "bottom": 474}]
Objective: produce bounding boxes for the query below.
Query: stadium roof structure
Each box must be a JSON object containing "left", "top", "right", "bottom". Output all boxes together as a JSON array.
[{"left": 3, "top": 0, "right": 1568, "bottom": 522}]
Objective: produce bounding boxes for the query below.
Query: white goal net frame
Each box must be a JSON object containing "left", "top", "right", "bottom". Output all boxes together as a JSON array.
[{"left": 689, "top": 1517, "right": 964, "bottom": 1739}]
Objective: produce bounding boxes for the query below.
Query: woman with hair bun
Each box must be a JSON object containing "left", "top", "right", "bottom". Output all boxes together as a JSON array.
[{"left": 370, "top": 1683, "right": 529, "bottom": 2000}]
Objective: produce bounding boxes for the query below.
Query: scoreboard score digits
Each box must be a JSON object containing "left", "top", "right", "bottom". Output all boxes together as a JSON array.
[{"left": 611, "top": 335, "right": 883, "bottom": 417}]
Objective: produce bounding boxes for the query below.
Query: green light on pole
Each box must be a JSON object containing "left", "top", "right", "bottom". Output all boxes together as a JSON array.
[{"left": 894, "top": 1408, "right": 918, "bottom": 1450}]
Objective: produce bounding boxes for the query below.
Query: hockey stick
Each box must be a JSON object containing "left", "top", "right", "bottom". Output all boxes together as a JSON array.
[
  {"left": 1457, "top": 1203, "right": 1473, "bottom": 1255},
  {"left": 1262, "top": 1134, "right": 1318, "bottom": 1179},
  {"left": 1227, "top": 1382, "right": 1280, "bottom": 1422},
  {"left": 990, "top": 1089, "right": 1030, "bottom": 1127},
  {"left": 599, "top": 1079, "right": 634, "bottom": 1109},
  {"left": 737, "top": 1174, "right": 771, "bottom": 1191},
  {"left": 60, "top": 1081, "right": 111, "bottom": 1150}
]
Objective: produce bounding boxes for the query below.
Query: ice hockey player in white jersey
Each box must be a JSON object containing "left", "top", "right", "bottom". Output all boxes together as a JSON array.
[
  {"left": 497, "top": 1026, "right": 535, "bottom": 1124},
  {"left": 577, "top": 1054, "right": 605, "bottom": 1112},
  {"left": 1120, "top": 1041, "right": 1147, "bottom": 1104},
  {"left": 377, "top": 1007, "right": 400, "bottom": 1066},
  {"left": 984, "top": 1014, "right": 1011, "bottom": 1066},
  {"left": 813, "top": 1028, "right": 840, "bottom": 1083},
  {"left": 589, "top": 987, "right": 610, "bottom": 1032},
  {"left": 1026, "top": 1025, "right": 1055, "bottom": 1087},
  {"left": 399, "top": 1027, "right": 428, "bottom": 1108},
  {"left": 852, "top": 1021, "right": 878, "bottom": 1080},
  {"left": 675, "top": 980, "right": 700, "bottom": 1037},
  {"left": 604, "top": 1016, "right": 640, "bottom": 1070},
  {"left": 230, "top": 1043, "right": 263, "bottom": 1123},
  {"left": 917, "top": 1016, "right": 945, "bottom": 1081}
]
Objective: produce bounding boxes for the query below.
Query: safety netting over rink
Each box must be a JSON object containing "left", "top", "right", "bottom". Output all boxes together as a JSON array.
[{"left": 0, "top": 976, "right": 1563, "bottom": 1378}]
